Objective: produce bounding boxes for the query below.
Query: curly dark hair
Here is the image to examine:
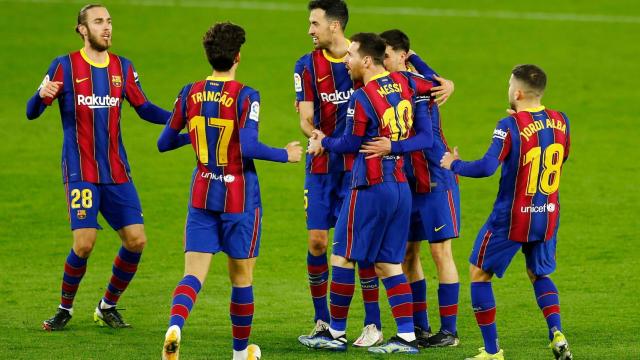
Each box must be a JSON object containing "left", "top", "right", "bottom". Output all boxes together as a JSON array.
[
  {"left": 203, "top": 22, "right": 246, "bottom": 71},
  {"left": 308, "top": 0, "right": 349, "bottom": 30}
]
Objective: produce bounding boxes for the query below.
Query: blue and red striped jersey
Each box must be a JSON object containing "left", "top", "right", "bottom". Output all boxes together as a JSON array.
[
  {"left": 294, "top": 49, "right": 359, "bottom": 174},
  {"left": 31, "top": 50, "right": 152, "bottom": 184},
  {"left": 167, "top": 77, "right": 263, "bottom": 213},
  {"left": 346, "top": 71, "right": 433, "bottom": 188},
  {"left": 461, "top": 107, "right": 570, "bottom": 242},
  {"left": 403, "top": 55, "right": 458, "bottom": 193}
]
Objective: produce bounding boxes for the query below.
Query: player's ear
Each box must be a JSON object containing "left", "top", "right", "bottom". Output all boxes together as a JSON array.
[{"left": 234, "top": 52, "right": 241, "bottom": 64}]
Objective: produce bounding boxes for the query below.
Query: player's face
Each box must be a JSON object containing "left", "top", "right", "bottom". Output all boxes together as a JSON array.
[
  {"left": 308, "top": 9, "right": 333, "bottom": 49},
  {"left": 83, "top": 7, "right": 112, "bottom": 51},
  {"left": 345, "top": 42, "right": 364, "bottom": 81},
  {"left": 383, "top": 45, "right": 406, "bottom": 72}
]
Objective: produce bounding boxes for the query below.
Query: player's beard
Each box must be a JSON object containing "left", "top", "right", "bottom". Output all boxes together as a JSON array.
[{"left": 87, "top": 28, "right": 111, "bottom": 52}]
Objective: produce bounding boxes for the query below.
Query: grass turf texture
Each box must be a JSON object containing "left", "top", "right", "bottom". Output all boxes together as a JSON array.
[{"left": 1, "top": 0, "right": 639, "bottom": 359}]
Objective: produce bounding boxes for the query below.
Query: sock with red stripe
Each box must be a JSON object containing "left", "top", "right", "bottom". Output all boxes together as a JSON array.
[
  {"left": 533, "top": 276, "right": 562, "bottom": 340},
  {"left": 60, "top": 249, "right": 88, "bottom": 310},
  {"left": 438, "top": 282, "right": 459, "bottom": 334},
  {"left": 471, "top": 282, "right": 499, "bottom": 354},
  {"left": 329, "top": 266, "right": 355, "bottom": 333},
  {"left": 102, "top": 246, "right": 141, "bottom": 306},
  {"left": 307, "top": 252, "right": 330, "bottom": 323},
  {"left": 357, "top": 261, "right": 381, "bottom": 328},
  {"left": 382, "top": 274, "right": 415, "bottom": 336},
  {"left": 230, "top": 286, "right": 254, "bottom": 351},
  {"left": 169, "top": 275, "right": 202, "bottom": 329},
  {"left": 409, "top": 279, "right": 430, "bottom": 332}
]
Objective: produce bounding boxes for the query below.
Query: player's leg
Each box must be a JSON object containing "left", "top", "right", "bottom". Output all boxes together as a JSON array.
[
  {"left": 95, "top": 182, "right": 146, "bottom": 328},
  {"left": 163, "top": 251, "right": 212, "bottom": 360},
  {"left": 403, "top": 199, "right": 432, "bottom": 344},
  {"left": 524, "top": 239, "right": 572, "bottom": 360},
  {"left": 228, "top": 257, "right": 260, "bottom": 360},
  {"left": 465, "top": 225, "right": 517, "bottom": 360},
  {"left": 304, "top": 173, "right": 331, "bottom": 331},
  {"left": 43, "top": 182, "right": 100, "bottom": 331},
  {"left": 368, "top": 183, "right": 419, "bottom": 354},
  {"left": 426, "top": 188, "right": 461, "bottom": 347},
  {"left": 163, "top": 206, "right": 221, "bottom": 360}
]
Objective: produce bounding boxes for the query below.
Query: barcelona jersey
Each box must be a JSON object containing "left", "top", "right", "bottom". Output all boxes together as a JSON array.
[
  {"left": 346, "top": 71, "right": 433, "bottom": 188},
  {"left": 167, "top": 77, "right": 262, "bottom": 213},
  {"left": 472, "top": 107, "right": 570, "bottom": 243},
  {"left": 294, "top": 49, "right": 358, "bottom": 174},
  {"left": 33, "top": 49, "right": 151, "bottom": 184}
]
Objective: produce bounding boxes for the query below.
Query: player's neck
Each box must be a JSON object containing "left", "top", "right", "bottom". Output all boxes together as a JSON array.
[
  {"left": 325, "top": 35, "right": 349, "bottom": 59},
  {"left": 515, "top": 100, "right": 542, "bottom": 112},
  {"left": 211, "top": 69, "right": 236, "bottom": 81},
  {"left": 362, "top": 65, "right": 388, "bottom": 84},
  {"left": 82, "top": 45, "right": 108, "bottom": 64}
]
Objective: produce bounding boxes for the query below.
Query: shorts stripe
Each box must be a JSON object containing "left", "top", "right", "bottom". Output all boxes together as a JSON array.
[
  {"left": 447, "top": 189, "right": 459, "bottom": 237},
  {"left": 248, "top": 208, "right": 260, "bottom": 257},
  {"left": 476, "top": 230, "right": 492, "bottom": 268},
  {"left": 345, "top": 190, "right": 358, "bottom": 259}
]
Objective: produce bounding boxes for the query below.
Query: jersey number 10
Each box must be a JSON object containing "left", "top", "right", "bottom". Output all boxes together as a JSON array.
[
  {"left": 189, "top": 116, "right": 235, "bottom": 167},
  {"left": 381, "top": 99, "right": 413, "bottom": 141}
]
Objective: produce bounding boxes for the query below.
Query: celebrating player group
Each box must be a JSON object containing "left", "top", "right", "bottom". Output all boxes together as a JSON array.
[{"left": 27, "top": 1, "right": 572, "bottom": 360}]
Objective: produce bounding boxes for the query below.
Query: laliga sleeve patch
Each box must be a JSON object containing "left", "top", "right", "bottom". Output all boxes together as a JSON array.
[
  {"left": 294, "top": 73, "right": 302, "bottom": 92},
  {"left": 39, "top": 74, "right": 50, "bottom": 89},
  {"left": 249, "top": 101, "right": 260, "bottom": 122}
]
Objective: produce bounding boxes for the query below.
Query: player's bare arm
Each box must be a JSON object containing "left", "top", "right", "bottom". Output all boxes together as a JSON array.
[{"left": 298, "top": 101, "right": 316, "bottom": 138}]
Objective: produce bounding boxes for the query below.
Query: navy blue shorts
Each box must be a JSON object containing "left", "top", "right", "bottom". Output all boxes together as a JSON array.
[
  {"left": 408, "top": 187, "right": 461, "bottom": 243},
  {"left": 65, "top": 181, "right": 143, "bottom": 231},
  {"left": 184, "top": 206, "right": 261, "bottom": 259},
  {"left": 469, "top": 223, "right": 557, "bottom": 278},
  {"left": 333, "top": 182, "right": 411, "bottom": 264},
  {"left": 304, "top": 172, "right": 351, "bottom": 230}
]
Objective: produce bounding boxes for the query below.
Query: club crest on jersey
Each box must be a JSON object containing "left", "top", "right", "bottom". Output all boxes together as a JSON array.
[
  {"left": 320, "top": 89, "right": 353, "bottom": 105},
  {"left": 77, "top": 209, "right": 87, "bottom": 220},
  {"left": 249, "top": 101, "right": 260, "bottom": 122},
  {"left": 294, "top": 73, "right": 302, "bottom": 92},
  {"left": 111, "top": 75, "right": 122, "bottom": 87}
]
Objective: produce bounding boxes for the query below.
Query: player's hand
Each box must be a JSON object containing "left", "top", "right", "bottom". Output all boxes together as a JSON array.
[
  {"left": 39, "top": 80, "right": 63, "bottom": 99},
  {"left": 307, "top": 136, "right": 324, "bottom": 156},
  {"left": 360, "top": 137, "right": 392, "bottom": 159},
  {"left": 431, "top": 76, "right": 454, "bottom": 106},
  {"left": 285, "top": 141, "right": 302, "bottom": 163},
  {"left": 311, "top": 129, "right": 326, "bottom": 141},
  {"left": 440, "top": 146, "right": 460, "bottom": 170}
]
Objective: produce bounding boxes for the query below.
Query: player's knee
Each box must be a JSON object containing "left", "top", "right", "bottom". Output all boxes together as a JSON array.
[
  {"left": 124, "top": 232, "right": 147, "bottom": 252},
  {"left": 469, "top": 264, "right": 492, "bottom": 282},
  {"left": 308, "top": 232, "right": 328, "bottom": 254},
  {"left": 230, "top": 271, "right": 253, "bottom": 287},
  {"left": 526, "top": 268, "right": 539, "bottom": 283},
  {"left": 73, "top": 241, "right": 95, "bottom": 258}
]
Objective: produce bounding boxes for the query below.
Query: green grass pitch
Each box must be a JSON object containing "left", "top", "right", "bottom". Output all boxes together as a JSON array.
[{"left": 1, "top": 0, "right": 639, "bottom": 359}]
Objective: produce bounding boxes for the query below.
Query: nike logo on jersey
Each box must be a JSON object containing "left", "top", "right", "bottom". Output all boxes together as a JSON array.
[
  {"left": 317, "top": 75, "right": 331, "bottom": 82},
  {"left": 435, "top": 224, "right": 446, "bottom": 232},
  {"left": 75, "top": 77, "right": 89, "bottom": 83}
]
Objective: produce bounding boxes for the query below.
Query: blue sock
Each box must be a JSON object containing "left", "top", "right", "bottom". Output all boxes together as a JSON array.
[
  {"left": 169, "top": 275, "right": 202, "bottom": 329},
  {"left": 382, "top": 274, "right": 414, "bottom": 335},
  {"left": 471, "top": 282, "right": 499, "bottom": 354},
  {"left": 103, "top": 246, "right": 142, "bottom": 306},
  {"left": 438, "top": 282, "right": 460, "bottom": 334},
  {"left": 410, "top": 279, "right": 430, "bottom": 332},
  {"left": 230, "top": 286, "right": 254, "bottom": 351},
  {"left": 358, "top": 261, "right": 381, "bottom": 328},
  {"left": 533, "top": 276, "right": 562, "bottom": 340},
  {"left": 307, "top": 252, "right": 330, "bottom": 323},
  {"left": 329, "top": 266, "right": 355, "bottom": 332},
  {"left": 60, "top": 249, "right": 88, "bottom": 310}
]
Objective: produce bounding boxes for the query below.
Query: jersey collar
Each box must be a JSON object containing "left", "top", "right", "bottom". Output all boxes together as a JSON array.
[
  {"left": 523, "top": 105, "right": 546, "bottom": 112},
  {"left": 206, "top": 76, "right": 233, "bottom": 82},
  {"left": 322, "top": 40, "right": 351, "bottom": 63},
  {"left": 80, "top": 48, "right": 109, "bottom": 68},
  {"left": 367, "top": 71, "right": 390, "bottom": 84}
]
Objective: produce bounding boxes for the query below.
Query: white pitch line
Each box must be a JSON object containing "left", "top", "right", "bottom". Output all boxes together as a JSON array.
[{"left": 4, "top": 0, "right": 640, "bottom": 24}]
